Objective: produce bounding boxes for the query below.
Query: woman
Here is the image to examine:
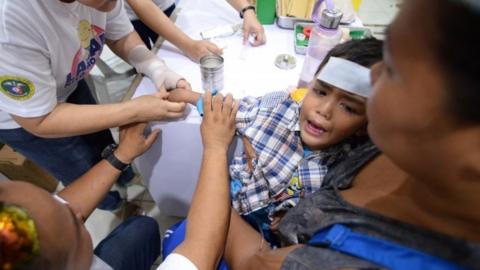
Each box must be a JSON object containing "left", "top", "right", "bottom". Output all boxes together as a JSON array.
[
  {"left": 223, "top": 0, "right": 480, "bottom": 268},
  {"left": 0, "top": 0, "right": 189, "bottom": 210},
  {"left": 125, "top": 0, "right": 265, "bottom": 60}
]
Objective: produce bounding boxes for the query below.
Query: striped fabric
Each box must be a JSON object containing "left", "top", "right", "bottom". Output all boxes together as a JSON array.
[{"left": 230, "top": 91, "right": 349, "bottom": 215}]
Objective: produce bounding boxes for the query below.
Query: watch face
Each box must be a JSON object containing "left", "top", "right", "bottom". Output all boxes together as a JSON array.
[{"left": 101, "top": 143, "right": 117, "bottom": 159}]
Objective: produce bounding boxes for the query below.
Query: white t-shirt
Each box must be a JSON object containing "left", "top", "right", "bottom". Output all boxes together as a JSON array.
[
  {"left": 0, "top": 0, "right": 133, "bottom": 129},
  {"left": 124, "top": 0, "right": 175, "bottom": 21},
  {"left": 157, "top": 253, "right": 198, "bottom": 270}
]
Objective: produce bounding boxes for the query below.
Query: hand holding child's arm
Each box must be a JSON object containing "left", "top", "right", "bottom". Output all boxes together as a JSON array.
[
  {"left": 201, "top": 91, "right": 239, "bottom": 151},
  {"left": 174, "top": 92, "right": 239, "bottom": 270}
]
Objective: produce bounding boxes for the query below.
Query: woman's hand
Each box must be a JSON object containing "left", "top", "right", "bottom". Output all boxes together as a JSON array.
[
  {"left": 184, "top": 40, "right": 223, "bottom": 62},
  {"left": 242, "top": 11, "right": 266, "bottom": 46},
  {"left": 200, "top": 91, "right": 239, "bottom": 152},
  {"left": 130, "top": 91, "right": 186, "bottom": 122},
  {"left": 115, "top": 122, "right": 160, "bottom": 164}
]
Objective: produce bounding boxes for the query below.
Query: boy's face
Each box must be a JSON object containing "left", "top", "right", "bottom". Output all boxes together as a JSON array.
[{"left": 299, "top": 80, "right": 368, "bottom": 150}]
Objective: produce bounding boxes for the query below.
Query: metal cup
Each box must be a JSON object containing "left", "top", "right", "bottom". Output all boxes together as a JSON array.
[{"left": 200, "top": 54, "right": 224, "bottom": 92}]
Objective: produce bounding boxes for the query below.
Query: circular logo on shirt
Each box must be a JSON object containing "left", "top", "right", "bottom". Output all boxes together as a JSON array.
[{"left": 0, "top": 76, "right": 35, "bottom": 100}]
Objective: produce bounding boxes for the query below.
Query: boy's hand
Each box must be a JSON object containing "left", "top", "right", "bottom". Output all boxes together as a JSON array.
[
  {"left": 167, "top": 88, "right": 201, "bottom": 105},
  {"left": 176, "top": 79, "right": 192, "bottom": 91},
  {"left": 115, "top": 123, "right": 160, "bottom": 164},
  {"left": 201, "top": 91, "right": 239, "bottom": 152}
]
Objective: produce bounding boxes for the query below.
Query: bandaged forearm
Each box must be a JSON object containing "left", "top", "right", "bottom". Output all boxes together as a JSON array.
[{"left": 127, "top": 45, "right": 183, "bottom": 89}]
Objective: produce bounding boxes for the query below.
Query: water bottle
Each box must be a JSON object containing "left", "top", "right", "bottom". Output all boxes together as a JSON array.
[{"left": 298, "top": 0, "right": 343, "bottom": 87}]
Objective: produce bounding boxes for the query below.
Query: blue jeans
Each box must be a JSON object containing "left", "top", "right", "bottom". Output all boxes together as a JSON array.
[
  {"left": 95, "top": 216, "right": 161, "bottom": 270},
  {"left": 131, "top": 3, "right": 176, "bottom": 49},
  {"left": 0, "top": 80, "right": 134, "bottom": 210}
]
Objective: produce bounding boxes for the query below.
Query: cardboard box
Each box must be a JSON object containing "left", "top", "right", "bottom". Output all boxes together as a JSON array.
[{"left": 0, "top": 144, "right": 58, "bottom": 192}]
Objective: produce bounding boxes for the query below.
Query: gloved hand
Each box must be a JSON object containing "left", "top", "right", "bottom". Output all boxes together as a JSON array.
[{"left": 128, "top": 45, "right": 191, "bottom": 92}]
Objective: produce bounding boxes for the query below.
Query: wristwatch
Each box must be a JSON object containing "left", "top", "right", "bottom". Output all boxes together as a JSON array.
[
  {"left": 101, "top": 143, "right": 130, "bottom": 171},
  {"left": 240, "top": 5, "right": 255, "bottom": 18}
]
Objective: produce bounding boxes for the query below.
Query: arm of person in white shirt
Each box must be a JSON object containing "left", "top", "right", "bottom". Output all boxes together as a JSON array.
[
  {"left": 11, "top": 90, "right": 185, "bottom": 138},
  {"left": 165, "top": 91, "right": 239, "bottom": 270},
  {"left": 126, "top": 0, "right": 222, "bottom": 62},
  {"left": 226, "top": 0, "right": 266, "bottom": 46},
  {"left": 57, "top": 122, "right": 159, "bottom": 220},
  {"left": 12, "top": 31, "right": 189, "bottom": 138}
]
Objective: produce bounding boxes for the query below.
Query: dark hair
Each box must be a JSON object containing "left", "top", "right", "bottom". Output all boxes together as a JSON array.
[
  {"left": 315, "top": 37, "right": 384, "bottom": 75},
  {"left": 433, "top": 0, "right": 480, "bottom": 123}
]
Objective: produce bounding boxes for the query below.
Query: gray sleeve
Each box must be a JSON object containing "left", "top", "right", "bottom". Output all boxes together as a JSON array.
[{"left": 281, "top": 246, "right": 382, "bottom": 270}]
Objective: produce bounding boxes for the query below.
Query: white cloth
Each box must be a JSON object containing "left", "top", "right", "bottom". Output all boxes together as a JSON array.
[
  {"left": 91, "top": 255, "right": 114, "bottom": 270},
  {"left": 0, "top": 0, "right": 133, "bottom": 129},
  {"left": 316, "top": 56, "right": 371, "bottom": 98},
  {"left": 156, "top": 253, "right": 198, "bottom": 270},
  {"left": 125, "top": 0, "right": 175, "bottom": 21}
]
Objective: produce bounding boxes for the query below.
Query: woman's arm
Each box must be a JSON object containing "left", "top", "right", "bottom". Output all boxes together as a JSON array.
[
  {"left": 12, "top": 92, "right": 185, "bottom": 138},
  {"left": 224, "top": 211, "right": 302, "bottom": 270},
  {"left": 174, "top": 92, "right": 239, "bottom": 270},
  {"left": 126, "top": 0, "right": 221, "bottom": 61},
  {"left": 58, "top": 122, "right": 159, "bottom": 220},
  {"left": 225, "top": 0, "right": 266, "bottom": 46}
]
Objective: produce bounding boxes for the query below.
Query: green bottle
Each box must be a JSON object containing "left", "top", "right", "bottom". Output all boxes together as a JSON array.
[{"left": 256, "top": 0, "right": 276, "bottom": 25}]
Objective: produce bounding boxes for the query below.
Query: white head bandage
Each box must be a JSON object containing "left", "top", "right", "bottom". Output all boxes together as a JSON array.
[{"left": 316, "top": 57, "right": 371, "bottom": 98}]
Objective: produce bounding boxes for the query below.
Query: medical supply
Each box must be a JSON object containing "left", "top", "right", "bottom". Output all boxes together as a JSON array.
[
  {"left": 200, "top": 54, "right": 224, "bottom": 91},
  {"left": 200, "top": 24, "right": 242, "bottom": 40},
  {"left": 298, "top": 0, "right": 342, "bottom": 86},
  {"left": 275, "top": 54, "right": 297, "bottom": 69},
  {"left": 294, "top": 22, "right": 314, "bottom": 54},
  {"left": 317, "top": 56, "right": 371, "bottom": 97}
]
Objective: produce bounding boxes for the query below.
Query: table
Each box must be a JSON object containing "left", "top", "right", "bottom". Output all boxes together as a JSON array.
[{"left": 131, "top": 0, "right": 357, "bottom": 216}]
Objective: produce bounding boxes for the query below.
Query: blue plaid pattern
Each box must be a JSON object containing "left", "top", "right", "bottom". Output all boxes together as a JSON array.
[{"left": 230, "top": 91, "right": 347, "bottom": 215}]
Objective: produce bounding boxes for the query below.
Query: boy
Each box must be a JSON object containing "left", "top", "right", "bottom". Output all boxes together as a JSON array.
[{"left": 168, "top": 38, "right": 383, "bottom": 243}]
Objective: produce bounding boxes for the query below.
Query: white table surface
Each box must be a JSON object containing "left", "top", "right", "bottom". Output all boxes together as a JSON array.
[{"left": 133, "top": 0, "right": 359, "bottom": 216}]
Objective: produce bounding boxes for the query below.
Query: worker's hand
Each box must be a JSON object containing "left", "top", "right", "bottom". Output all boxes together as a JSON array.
[
  {"left": 201, "top": 91, "right": 239, "bottom": 152},
  {"left": 115, "top": 122, "right": 160, "bottom": 164},
  {"left": 184, "top": 40, "right": 223, "bottom": 62},
  {"left": 130, "top": 91, "right": 186, "bottom": 122},
  {"left": 242, "top": 11, "right": 266, "bottom": 46}
]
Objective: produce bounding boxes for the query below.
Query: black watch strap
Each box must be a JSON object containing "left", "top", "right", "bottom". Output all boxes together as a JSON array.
[
  {"left": 240, "top": 5, "right": 255, "bottom": 18},
  {"left": 101, "top": 144, "right": 130, "bottom": 171}
]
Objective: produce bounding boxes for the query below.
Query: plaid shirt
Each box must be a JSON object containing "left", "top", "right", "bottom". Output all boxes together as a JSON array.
[{"left": 230, "top": 91, "right": 351, "bottom": 215}]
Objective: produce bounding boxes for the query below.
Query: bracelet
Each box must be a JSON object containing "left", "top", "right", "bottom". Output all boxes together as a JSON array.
[
  {"left": 196, "top": 89, "right": 218, "bottom": 116},
  {"left": 240, "top": 5, "right": 255, "bottom": 19}
]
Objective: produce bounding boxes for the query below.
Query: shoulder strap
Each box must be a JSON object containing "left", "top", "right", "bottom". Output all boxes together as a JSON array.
[{"left": 308, "top": 224, "right": 465, "bottom": 270}]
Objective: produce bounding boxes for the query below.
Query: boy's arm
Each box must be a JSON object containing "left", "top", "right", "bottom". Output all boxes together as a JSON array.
[
  {"left": 167, "top": 88, "right": 202, "bottom": 105},
  {"left": 126, "top": 0, "right": 222, "bottom": 61}
]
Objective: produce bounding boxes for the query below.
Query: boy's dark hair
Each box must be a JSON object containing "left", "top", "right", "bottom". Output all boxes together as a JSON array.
[
  {"left": 433, "top": 0, "right": 480, "bottom": 124},
  {"left": 315, "top": 37, "right": 384, "bottom": 75}
]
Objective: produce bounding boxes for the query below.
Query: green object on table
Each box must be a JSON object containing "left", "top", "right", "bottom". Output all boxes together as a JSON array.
[{"left": 256, "top": 0, "right": 276, "bottom": 25}]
